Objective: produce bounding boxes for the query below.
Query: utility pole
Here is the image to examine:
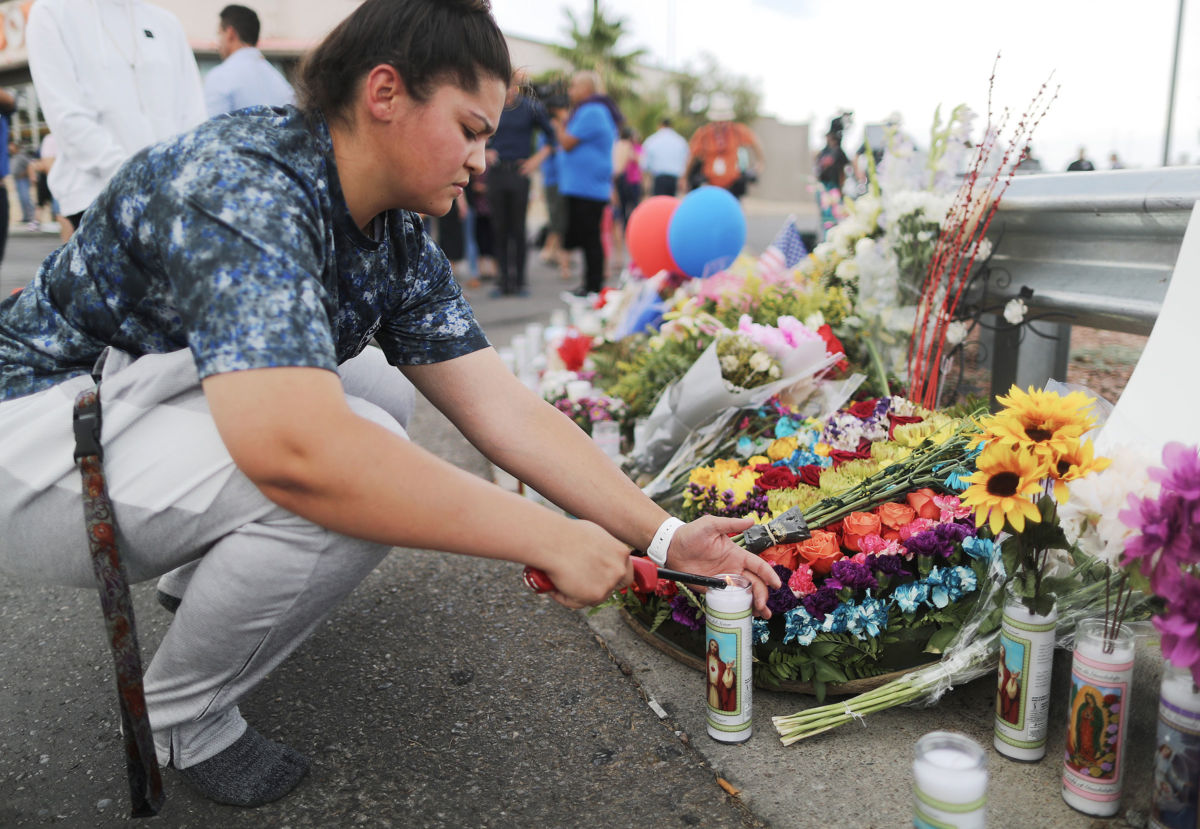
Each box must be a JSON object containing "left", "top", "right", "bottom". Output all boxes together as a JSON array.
[{"left": 1162, "top": 0, "right": 1186, "bottom": 167}]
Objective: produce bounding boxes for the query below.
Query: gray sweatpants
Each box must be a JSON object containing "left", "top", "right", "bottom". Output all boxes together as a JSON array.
[{"left": 0, "top": 347, "right": 414, "bottom": 767}]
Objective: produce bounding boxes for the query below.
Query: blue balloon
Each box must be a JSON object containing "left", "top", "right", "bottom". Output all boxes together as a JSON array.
[{"left": 666, "top": 186, "right": 747, "bottom": 278}]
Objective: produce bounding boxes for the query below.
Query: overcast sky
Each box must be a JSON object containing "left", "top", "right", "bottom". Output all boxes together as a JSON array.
[{"left": 491, "top": 0, "right": 1200, "bottom": 172}]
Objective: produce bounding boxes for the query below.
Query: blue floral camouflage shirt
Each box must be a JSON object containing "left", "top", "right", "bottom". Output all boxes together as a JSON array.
[{"left": 0, "top": 106, "right": 490, "bottom": 403}]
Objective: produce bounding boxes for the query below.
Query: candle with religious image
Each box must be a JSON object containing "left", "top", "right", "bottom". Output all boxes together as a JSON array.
[
  {"left": 1061, "top": 619, "right": 1136, "bottom": 817},
  {"left": 704, "top": 576, "right": 752, "bottom": 743},
  {"left": 912, "top": 731, "right": 988, "bottom": 829},
  {"left": 1149, "top": 661, "right": 1200, "bottom": 829}
]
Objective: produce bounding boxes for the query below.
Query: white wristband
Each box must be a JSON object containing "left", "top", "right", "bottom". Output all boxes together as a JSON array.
[{"left": 646, "top": 517, "right": 684, "bottom": 566}]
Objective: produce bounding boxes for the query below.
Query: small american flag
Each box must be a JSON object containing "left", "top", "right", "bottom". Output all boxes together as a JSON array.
[{"left": 757, "top": 215, "right": 807, "bottom": 279}]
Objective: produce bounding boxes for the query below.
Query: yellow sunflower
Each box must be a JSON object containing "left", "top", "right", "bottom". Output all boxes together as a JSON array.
[
  {"left": 984, "top": 386, "right": 1100, "bottom": 460},
  {"left": 1046, "top": 438, "right": 1111, "bottom": 502},
  {"left": 960, "top": 443, "right": 1047, "bottom": 534}
]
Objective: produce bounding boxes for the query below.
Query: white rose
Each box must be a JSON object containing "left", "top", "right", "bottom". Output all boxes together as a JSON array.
[
  {"left": 854, "top": 237, "right": 876, "bottom": 258},
  {"left": 945, "top": 321, "right": 968, "bottom": 345},
  {"left": 720, "top": 355, "right": 741, "bottom": 374},
  {"left": 749, "top": 351, "right": 773, "bottom": 373},
  {"left": 1003, "top": 298, "right": 1027, "bottom": 325}
]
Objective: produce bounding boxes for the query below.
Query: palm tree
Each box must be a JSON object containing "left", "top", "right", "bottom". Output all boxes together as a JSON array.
[{"left": 552, "top": 0, "right": 646, "bottom": 100}]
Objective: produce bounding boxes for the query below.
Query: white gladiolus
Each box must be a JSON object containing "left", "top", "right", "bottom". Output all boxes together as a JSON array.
[
  {"left": 835, "top": 260, "right": 860, "bottom": 282},
  {"left": 1058, "top": 445, "right": 1159, "bottom": 565},
  {"left": 1003, "top": 298, "right": 1027, "bottom": 325}
]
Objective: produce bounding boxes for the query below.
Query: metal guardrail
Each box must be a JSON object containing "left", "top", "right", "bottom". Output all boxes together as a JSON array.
[{"left": 978, "top": 167, "right": 1200, "bottom": 396}]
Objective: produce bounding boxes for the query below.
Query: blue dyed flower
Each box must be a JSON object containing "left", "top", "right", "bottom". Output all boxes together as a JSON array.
[
  {"left": 819, "top": 603, "right": 852, "bottom": 633},
  {"left": 942, "top": 466, "right": 971, "bottom": 492},
  {"left": 848, "top": 594, "right": 890, "bottom": 639},
  {"left": 737, "top": 436, "right": 755, "bottom": 455},
  {"left": 775, "top": 417, "right": 799, "bottom": 438},
  {"left": 783, "top": 606, "right": 818, "bottom": 646},
  {"left": 892, "top": 581, "right": 929, "bottom": 614},
  {"left": 941, "top": 566, "right": 978, "bottom": 602},
  {"left": 752, "top": 617, "right": 772, "bottom": 645},
  {"left": 925, "top": 566, "right": 951, "bottom": 608},
  {"left": 962, "top": 535, "right": 996, "bottom": 562}
]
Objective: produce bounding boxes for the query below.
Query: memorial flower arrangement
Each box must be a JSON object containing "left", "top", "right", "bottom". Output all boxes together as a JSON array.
[{"left": 606, "top": 395, "right": 989, "bottom": 699}]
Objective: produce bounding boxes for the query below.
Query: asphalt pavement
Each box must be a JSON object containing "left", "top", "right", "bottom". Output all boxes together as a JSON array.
[{"left": 0, "top": 207, "right": 1168, "bottom": 828}]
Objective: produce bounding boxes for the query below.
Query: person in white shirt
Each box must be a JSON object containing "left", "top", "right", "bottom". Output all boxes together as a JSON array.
[
  {"left": 203, "top": 5, "right": 295, "bottom": 118},
  {"left": 27, "top": 0, "right": 205, "bottom": 236},
  {"left": 640, "top": 117, "right": 689, "bottom": 196}
]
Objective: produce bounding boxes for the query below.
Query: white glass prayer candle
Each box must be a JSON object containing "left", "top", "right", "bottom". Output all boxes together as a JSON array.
[
  {"left": 1061, "top": 619, "right": 1136, "bottom": 817},
  {"left": 912, "top": 731, "right": 987, "bottom": 829},
  {"left": 1150, "top": 661, "right": 1200, "bottom": 828},
  {"left": 704, "top": 576, "right": 752, "bottom": 743}
]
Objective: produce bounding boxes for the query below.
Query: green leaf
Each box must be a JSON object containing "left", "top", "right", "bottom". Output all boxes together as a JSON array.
[
  {"left": 812, "top": 658, "right": 849, "bottom": 684},
  {"left": 924, "top": 625, "right": 960, "bottom": 654}
]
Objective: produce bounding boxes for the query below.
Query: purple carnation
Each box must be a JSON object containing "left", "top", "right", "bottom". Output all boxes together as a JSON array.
[
  {"left": 767, "top": 563, "right": 800, "bottom": 615},
  {"left": 829, "top": 559, "right": 877, "bottom": 591},
  {"left": 1152, "top": 442, "right": 1200, "bottom": 500},
  {"left": 670, "top": 595, "right": 704, "bottom": 630},
  {"left": 802, "top": 587, "right": 841, "bottom": 621},
  {"left": 934, "top": 522, "right": 973, "bottom": 546},
  {"left": 904, "top": 529, "right": 955, "bottom": 559},
  {"left": 869, "top": 553, "right": 908, "bottom": 577}
]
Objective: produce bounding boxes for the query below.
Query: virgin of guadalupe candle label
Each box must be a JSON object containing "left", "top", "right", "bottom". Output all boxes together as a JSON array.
[
  {"left": 994, "top": 605, "right": 1056, "bottom": 757},
  {"left": 705, "top": 583, "right": 752, "bottom": 743},
  {"left": 1150, "top": 673, "right": 1200, "bottom": 829},
  {"left": 1061, "top": 647, "right": 1134, "bottom": 807}
]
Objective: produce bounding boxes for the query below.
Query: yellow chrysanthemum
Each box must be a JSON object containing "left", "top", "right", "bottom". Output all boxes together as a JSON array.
[
  {"left": 715, "top": 468, "right": 758, "bottom": 506},
  {"left": 746, "top": 455, "right": 771, "bottom": 467},
  {"left": 814, "top": 442, "right": 832, "bottom": 457},
  {"left": 1047, "top": 438, "right": 1112, "bottom": 502},
  {"left": 960, "top": 443, "right": 1047, "bottom": 535},
  {"left": 767, "top": 436, "right": 800, "bottom": 461},
  {"left": 985, "top": 386, "right": 1099, "bottom": 459}
]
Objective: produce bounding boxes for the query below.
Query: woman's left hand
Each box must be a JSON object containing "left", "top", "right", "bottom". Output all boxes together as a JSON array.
[{"left": 666, "top": 515, "right": 782, "bottom": 617}]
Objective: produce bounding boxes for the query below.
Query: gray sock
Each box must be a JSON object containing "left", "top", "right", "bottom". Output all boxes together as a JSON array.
[{"left": 175, "top": 726, "right": 309, "bottom": 807}]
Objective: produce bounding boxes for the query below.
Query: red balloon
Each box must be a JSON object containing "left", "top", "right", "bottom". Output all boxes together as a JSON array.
[{"left": 625, "top": 196, "right": 681, "bottom": 277}]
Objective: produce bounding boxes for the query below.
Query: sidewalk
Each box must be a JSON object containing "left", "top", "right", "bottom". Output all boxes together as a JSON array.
[{"left": 0, "top": 208, "right": 1165, "bottom": 828}]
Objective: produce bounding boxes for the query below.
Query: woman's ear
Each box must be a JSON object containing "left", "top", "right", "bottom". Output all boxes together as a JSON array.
[{"left": 362, "top": 64, "right": 409, "bottom": 123}]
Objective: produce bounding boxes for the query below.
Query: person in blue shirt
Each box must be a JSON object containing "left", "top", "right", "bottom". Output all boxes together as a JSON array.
[
  {"left": 483, "top": 69, "right": 555, "bottom": 297},
  {"left": 203, "top": 4, "right": 296, "bottom": 116},
  {"left": 0, "top": 0, "right": 779, "bottom": 809},
  {"left": 555, "top": 70, "right": 620, "bottom": 297}
]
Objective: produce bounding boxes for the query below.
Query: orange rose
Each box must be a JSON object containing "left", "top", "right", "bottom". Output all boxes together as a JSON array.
[
  {"left": 876, "top": 501, "right": 916, "bottom": 531},
  {"left": 796, "top": 530, "right": 843, "bottom": 574},
  {"left": 760, "top": 543, "right": 801, "bottom": 570},
  {"left": 906, "top": 487, "right": 941, "bottom": 520},
  {"left": 841, "top": 511, "right": 882, "bottom": 553}
]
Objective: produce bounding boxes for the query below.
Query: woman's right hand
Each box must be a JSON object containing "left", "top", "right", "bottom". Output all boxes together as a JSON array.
[{"left": 538, "top": 521, "right": 634, "bottom": 609}]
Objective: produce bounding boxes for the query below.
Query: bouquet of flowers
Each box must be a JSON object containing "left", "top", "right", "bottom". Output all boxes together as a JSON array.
[
  {"left": 1119, "top": 442, "right": 1200, "bottom": 683},
  {"left": 629, "top": 315, "right": 844, "bottom": 474},
  {"left": 609, "top": 401, "right": 987, "bottom": 700},
  {"left": 549, "top": 393, "right": 627, "bottom": 438},
  {"left": 771, "top": 385, "right": 1157, "bottom": 744}
]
